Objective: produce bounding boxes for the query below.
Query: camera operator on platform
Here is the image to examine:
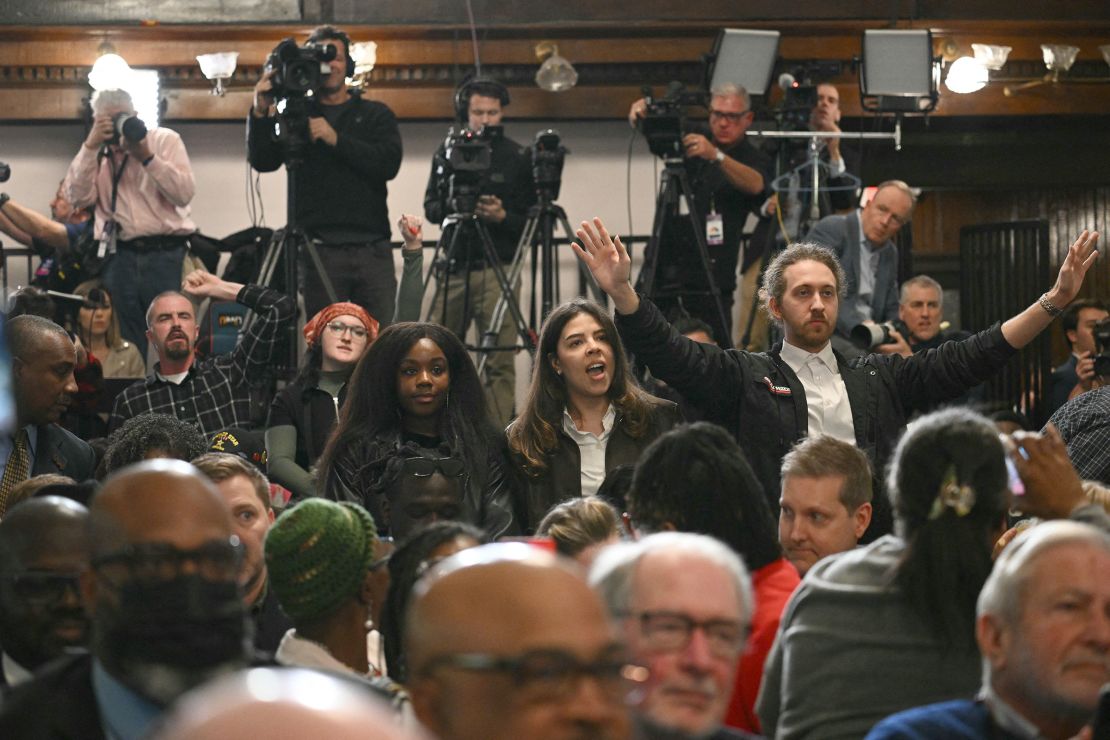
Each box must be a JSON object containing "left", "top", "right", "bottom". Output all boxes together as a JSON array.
[
  {"left": 248, "top": 25, "right": 403, "bottom": 324},
  {"left": 423, "top": 77, "right": 535, "bottom": 427},
  {"left": 62, "top": 88, "right": 196, "bottom": 360},
  {"left": 629, "top": 83, "right": 772, "bottom": 346}
]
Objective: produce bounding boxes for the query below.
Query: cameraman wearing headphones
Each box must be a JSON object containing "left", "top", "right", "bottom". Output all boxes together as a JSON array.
[
  {"left": 629, "top": 84, "right": 772, "bottom": 345},
  {"left": 249, "top": 25, "right": 403, "bottom": 324},
  {"left": 423, "top": 78, "right": 535, "bottom": 426}
]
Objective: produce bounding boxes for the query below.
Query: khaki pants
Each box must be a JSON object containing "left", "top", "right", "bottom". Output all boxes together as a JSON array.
[
  {"left": 735, "top": 256, "right": 770, "bottom": 351},
  {"left": 431, "top": 266, "right": 519, "bottom": 427}
]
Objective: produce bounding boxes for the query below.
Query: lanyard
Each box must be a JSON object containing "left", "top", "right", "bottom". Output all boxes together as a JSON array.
[{"left": 107, "top": 151, "right": 130, "bottom": 217}]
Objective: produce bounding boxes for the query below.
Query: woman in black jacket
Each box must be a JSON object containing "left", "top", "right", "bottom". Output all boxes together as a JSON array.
[
  {"left": 507, "top": 298, "right": 679, "bottom": 531},
  {"left": 317, "top": 322, "right": 517, "bottom": 539}
]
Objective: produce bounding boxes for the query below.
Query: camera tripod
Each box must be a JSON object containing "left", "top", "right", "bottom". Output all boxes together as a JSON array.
[
  {"left": 423, "top": 212, "right": 536, "bottom": 378},
  {"left": 637, "top": 157, "right": 732, "bottom": 349},
  {"left": 251, "top": 163, "right": 337, "bottom": 374},
  {"left": 474, "top": 195, "right": 603, "bottom": 376}
]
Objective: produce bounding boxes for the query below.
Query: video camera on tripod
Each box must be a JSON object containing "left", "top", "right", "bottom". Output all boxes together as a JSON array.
[
  {"left": 635, "top": 82, "right": 707, "bottom": 160},
  {"left": 437, "top": 124, "right": 503, "bottom": 215},
  {"left": 774, "top": 61, "right": 842, "bottom": 130},
  {"left": 263, "top": 37, "right": 339, "bottom": 163},
  {"left": 531, "top": 129, "right": 567, "bottom": 202}
]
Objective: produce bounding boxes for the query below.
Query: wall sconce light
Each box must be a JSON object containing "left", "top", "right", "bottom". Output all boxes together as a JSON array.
[
  {"left": 89, "top": 41, "right": 133, "bottom": 92},
  {"left": 535, "top": 41, "right": 578, "bottom": 92},
  {"left": 944, "top": 56, "right": 988, "bottom": 94},
  {"left": 196, "top": 52, "right": 239, "bottom": 96}
]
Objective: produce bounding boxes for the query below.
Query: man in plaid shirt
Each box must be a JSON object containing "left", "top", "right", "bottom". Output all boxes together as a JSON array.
[{"left": 109, "top": 270, "right": 295, "bottom": 437}]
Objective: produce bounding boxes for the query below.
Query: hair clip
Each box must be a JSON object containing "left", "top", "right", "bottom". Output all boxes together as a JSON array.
[{"left": 928, "top": 465, "right": 976, "bottom": 520}]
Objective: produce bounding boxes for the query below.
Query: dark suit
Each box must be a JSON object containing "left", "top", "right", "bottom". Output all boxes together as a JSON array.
[
  {"left": 805, "top": 212, "right": 899, "bottom": 339},
  {"left": 30, "top": 423, "right": 96, "bottom": 481},
  {"left": 1047, "top": 354, "right": 1079, "bottom": 416},
  {"left": 0, "top": 653, "right": 105, "bottom": 739}
]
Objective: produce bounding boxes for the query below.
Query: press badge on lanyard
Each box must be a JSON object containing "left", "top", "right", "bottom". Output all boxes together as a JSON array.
[
  {"left": 706, "top": 198, "right": 724, "bottom": 246},
  {"left": 98, "top": 219, "right": 118, "bottom": 258}
]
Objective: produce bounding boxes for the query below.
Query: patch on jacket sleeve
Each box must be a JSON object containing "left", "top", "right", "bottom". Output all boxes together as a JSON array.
[{"left": 763, "top": 376, "right": 792, "bottom": 396}]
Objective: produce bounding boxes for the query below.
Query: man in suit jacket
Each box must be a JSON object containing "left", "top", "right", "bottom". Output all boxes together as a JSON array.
[
  {"left": 1, "top": 316, "right": 95, "bottom": 515},
  {"left": 805, "top": 181, "right": 915, "bottom": 353}
]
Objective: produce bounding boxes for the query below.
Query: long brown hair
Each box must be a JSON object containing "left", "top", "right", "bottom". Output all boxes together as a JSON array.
[
  {"left": 73, "top": 280, "right": 123, "bottom": 350},
  {"left": 507, "top": 298, "right": 663, "bottom": 474}
]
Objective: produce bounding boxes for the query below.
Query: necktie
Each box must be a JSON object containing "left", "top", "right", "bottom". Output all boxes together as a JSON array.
[{"left": 0, "top": 429, "right": 30, "bottom": 516}]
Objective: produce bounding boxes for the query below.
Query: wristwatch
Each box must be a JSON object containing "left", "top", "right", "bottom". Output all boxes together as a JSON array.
[
  {"left": 715, "top": 149, "right": 727, "bottom": 163},
  {"left": 0, "top": 192, "right": 9, "bottom": 210}
]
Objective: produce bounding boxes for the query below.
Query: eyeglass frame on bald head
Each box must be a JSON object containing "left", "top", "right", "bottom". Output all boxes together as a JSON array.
[
  {"left": 90, "top": 535, "right": 243, "bottom": 587},
  {"left": 416, "top": 646, "right": 649, "bottom": 704}
]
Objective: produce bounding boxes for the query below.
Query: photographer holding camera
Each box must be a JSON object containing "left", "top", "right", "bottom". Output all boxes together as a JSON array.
[
  {"left": 629, "top": 83, "right": 772, "bottom": 345},
  {"left": 63, "top": 88, "right": 196, "bottom": 359},
  {"left": 423, "top": 78, "right": 535, "bottom": 426},
  {"left": 248, "top": 25, "right": 403, "bottom": 324}
]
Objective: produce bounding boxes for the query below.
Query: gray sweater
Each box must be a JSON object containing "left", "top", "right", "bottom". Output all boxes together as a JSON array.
[{"left": 755, "top": 536, "right": 981, "bottom": 739}]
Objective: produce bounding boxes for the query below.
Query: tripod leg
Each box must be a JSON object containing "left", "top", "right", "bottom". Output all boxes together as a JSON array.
[
  {"left": 675, "top": 169, "right": 733, "bottom": 349},
  {"left": 555, "top": 207, "right": 604, "bottom": 303},
  {"left": 302, "top": 239, "right": 339, "bottom": 308},
  {"left": 637, "top": 168, "right": 678, "bottom": 300}
]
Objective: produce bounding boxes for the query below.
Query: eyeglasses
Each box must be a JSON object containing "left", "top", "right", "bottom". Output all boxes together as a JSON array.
[
  {"left": 402, "top": 457, "right": 466, "bottom": 478},
  {"left": 709, "top": 109, "right": 749, "bottom": 124},
  {"left": 91, "top": 536, "right": 243, "bottom": 587},
  {"left": 1, "top": 569, "right": 83, "bottom": 606},
  {"left": 325, "top": 321, "right": 369, "bottom": 339},
  {"left": 619, "top": 610, "right": 747, "bottom": 658},
  {"left": 420, "top": 648, "right": 648, "bottom": 703}
]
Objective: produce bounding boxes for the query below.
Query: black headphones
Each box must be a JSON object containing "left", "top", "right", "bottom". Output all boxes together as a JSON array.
[
  {"left": 308, "top": 26, "right": 356, "bottom": 78},
  {"left": 453, "top": 76, "right": 510, "bottom": 123}
]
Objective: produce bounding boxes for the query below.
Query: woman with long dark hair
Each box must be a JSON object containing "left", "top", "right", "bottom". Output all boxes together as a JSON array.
[
  {"left": 72, "top": 280, "right": 145, "bottom": 378},
  {"left": 757, "top": 408, "right": 1014, "bottom": 738},
  {"left": 506, "top": 298, "right": 679, "bottom": 530},
  {"left": 317, "top": 322, "right": 516, "bottom": 538}
]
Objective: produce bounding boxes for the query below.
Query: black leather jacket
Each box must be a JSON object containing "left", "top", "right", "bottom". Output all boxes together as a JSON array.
[
  {"left": 320, "top": 429, "right": 519, "bottom": 539},
  {"left": 616, "top": 297, "right": 1016, "bottom": 541},
  {"left": 509, "top": 401, "right": 682, "bottom": 532}
]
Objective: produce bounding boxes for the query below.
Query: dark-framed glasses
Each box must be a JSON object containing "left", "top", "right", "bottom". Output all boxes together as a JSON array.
[
  {"left": 708, "top": 108, "right": 749, "bottom": 124},
  {"left": 0, "top": 569, "right": 83, "bottom": 606},
  {"left": 420, "top": 648, "right": 648, "bottom": 703},
  {"left": 324, "top": 321, "right": 369, "bottom": 339},
  {"left": 402, "top": 457, "right": 466, "bottom": 478},
  {"left": 91, "top": 536, "right": 243, "bottom": 586},
  {"left": 620, "top": 610, "right": 747, "bottom": 658}
]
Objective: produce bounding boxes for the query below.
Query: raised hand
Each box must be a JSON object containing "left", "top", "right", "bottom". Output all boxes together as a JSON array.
[
  {"left": 572, "top": 217, "right": 638, "bottom": 314},
  {"left": 1048, "top": 230, "right": 1100, "bottom": 307}
]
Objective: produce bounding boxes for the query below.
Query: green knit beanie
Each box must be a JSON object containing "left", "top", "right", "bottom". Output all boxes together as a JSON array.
[{"left": 264, "top": 499, "right": 377, "bottom": 623}]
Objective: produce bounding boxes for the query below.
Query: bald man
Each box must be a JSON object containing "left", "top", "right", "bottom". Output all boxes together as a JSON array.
[
  {"left": 406, "top": 543, "right": 633, "bottom": 740},
  {"left": 0, "top": 460, "right": 251, "bottom": 740},
  {"left": 0, "top": 496, "right": 90, "bottom": 688},
  {"left": 1, "top": 315, "right": 95, "bottom": 516}
]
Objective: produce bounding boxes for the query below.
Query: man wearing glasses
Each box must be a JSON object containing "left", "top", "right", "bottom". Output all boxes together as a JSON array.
[
  {"left": 0, "top": 496, "right": 90, "bottom": 689},
  {"left": 629, "top": 84, "right": 773, "bottom": 345},
  {"left": 589, "top": 532, "right": 759, "bottom": 739},
  {"left": 0, "top": 459, "right": 252, "bottom": 739},
  {"left": 406, "top": 542, "right": 634, "bottom": 740},
  {"left": 109, "top": 270, "right": 294, "bottom": 437},
  {"left": 805, "top": 180, "right": 916, "bottom": 357}
]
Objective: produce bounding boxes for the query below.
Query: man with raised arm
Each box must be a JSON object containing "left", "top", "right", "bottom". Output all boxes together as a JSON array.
[{"left": 573, "top": 218, "right": 1099, "bottom": 539}]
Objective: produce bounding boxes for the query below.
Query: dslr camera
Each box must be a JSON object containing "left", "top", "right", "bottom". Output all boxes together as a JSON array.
[
  {"left": 851, "top": 319, "right": 910, "bottom": 350},
  {"left": 109, "top": 112, "right": 147, "bottom": 146}
]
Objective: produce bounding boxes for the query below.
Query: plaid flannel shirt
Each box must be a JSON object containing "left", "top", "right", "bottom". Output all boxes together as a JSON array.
[
  {"left": 1048, "top": 385, "right": 1110, "bottom": 483},
  {"left": 109, "top": 284, "right": 295, "bottom": 438}
]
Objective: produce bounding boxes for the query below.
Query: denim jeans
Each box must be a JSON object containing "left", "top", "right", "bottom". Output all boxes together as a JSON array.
[{"left": 102, "top": 245, "right": 186, "bottom": 359}]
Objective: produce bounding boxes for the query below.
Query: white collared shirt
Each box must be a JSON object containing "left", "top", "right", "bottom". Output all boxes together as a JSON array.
[
  {"left": 561, "top": 404, "right": 616, "bottom": 498},
  {"left": 779, "top": 340, "right": 855, "bottom": 443}
]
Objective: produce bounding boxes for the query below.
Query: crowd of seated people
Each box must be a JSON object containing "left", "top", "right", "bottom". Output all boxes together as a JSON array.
[{"left": 0, "top": 46, "right": 1108, "bottom": 737}]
